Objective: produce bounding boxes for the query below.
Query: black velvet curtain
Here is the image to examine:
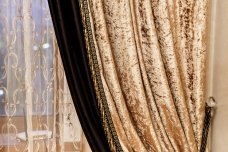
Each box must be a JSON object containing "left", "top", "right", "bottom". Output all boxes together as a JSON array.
[{"left": 48, "top": 1, "right": 110, "bottom": 151}]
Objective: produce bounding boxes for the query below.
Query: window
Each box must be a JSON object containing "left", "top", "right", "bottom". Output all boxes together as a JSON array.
[{"left": 0, "top": 1, "right": 87, "bottom": 151}]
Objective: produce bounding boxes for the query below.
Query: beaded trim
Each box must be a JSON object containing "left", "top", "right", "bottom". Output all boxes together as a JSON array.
[{"left": 79, "top": 0, "right": 123, "bottom": 151}]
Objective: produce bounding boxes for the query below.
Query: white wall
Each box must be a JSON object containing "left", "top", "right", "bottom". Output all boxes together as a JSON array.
[{"left": 210, "top": 0, "right": 228, "bottom": 151}]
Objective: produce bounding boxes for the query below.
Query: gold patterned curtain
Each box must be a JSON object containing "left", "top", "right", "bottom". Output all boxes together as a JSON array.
[
  {"left": 80, "top": 0, "right": 209, "bottom": 151},
  {"left": 0, "top": 0, "right": 91, "bottom": 151}
]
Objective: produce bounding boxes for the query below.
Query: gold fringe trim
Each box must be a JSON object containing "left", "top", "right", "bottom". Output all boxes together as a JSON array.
[{"left": 79, "top": 0, "right": 123, "bottom": 151}]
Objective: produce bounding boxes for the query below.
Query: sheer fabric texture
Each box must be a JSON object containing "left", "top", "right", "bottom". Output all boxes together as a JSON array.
[
  {"left": 84, "top": 0, "right": 209, "bottom": 151},
  {"left": 0, "top": 0, "right": 90, "bottom": 151}
]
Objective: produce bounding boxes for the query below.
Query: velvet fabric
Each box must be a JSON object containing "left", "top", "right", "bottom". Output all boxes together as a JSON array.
[
  {"left": 80, "top": 0, "right": 210, "bottom": 151},
  {"left": 48, "top": 1, "right": 110, "bottom": 152}
]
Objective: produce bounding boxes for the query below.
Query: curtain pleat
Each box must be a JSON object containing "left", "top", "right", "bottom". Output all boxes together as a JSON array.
[
  {"left": 48, "top": 0, "right": 210, "bottom": 151},
  {"left": 79, "top": 0, "right": 210, "bottom": 151},
  {"left": 47, "top": 1, "right": 111, "bottom": 152}
]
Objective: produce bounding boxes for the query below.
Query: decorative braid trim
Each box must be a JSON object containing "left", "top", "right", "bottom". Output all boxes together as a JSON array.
[{"left": 79, "top": 0, "right": 123, "bottom": 151}]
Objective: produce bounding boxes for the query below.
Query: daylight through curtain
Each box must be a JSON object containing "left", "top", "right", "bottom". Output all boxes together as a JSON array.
[
  {"left": 80, "top": 0, "right": 209, "bottom": 151},
  {"left": 0, "top": 0, "right": 90, "bottom": 151}
]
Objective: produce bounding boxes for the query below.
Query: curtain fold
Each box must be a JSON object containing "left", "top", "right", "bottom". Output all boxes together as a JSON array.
[
  {"left": 79, "top": 0, "right": 210, "bottom": 151},
  {"left": 47, "top": 1, "right": 113, "bottom": 152}
]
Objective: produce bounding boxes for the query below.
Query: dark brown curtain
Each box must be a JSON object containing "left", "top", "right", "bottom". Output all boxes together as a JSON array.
[{"left": 47, "top": 1, "right": 110, "bottom": 151}]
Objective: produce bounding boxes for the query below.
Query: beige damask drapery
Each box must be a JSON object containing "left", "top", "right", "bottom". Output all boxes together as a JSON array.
[
  {"left": 0, "top": 0, "right": 91, "bottom": 151},
  {"left": 82, "top": 0, "right": 209, "bottom": 151}
]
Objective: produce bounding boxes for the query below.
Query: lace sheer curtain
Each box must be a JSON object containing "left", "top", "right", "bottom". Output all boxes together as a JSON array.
[{"left": 0, "top": 0, "right": 90, "bottom": 151}]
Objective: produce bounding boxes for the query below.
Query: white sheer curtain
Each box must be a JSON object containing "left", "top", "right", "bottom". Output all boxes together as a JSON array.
[{"left": 0, "top": 0, "right": 91, "bottom": 151}]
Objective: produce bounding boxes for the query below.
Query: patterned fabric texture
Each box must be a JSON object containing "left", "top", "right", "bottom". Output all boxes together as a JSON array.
[
  {"left": 0, "top": 1, "right": 91, "bottom": 151},
  {"left": 81, "top": 0, "right": 209, "bottom": 151}
]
